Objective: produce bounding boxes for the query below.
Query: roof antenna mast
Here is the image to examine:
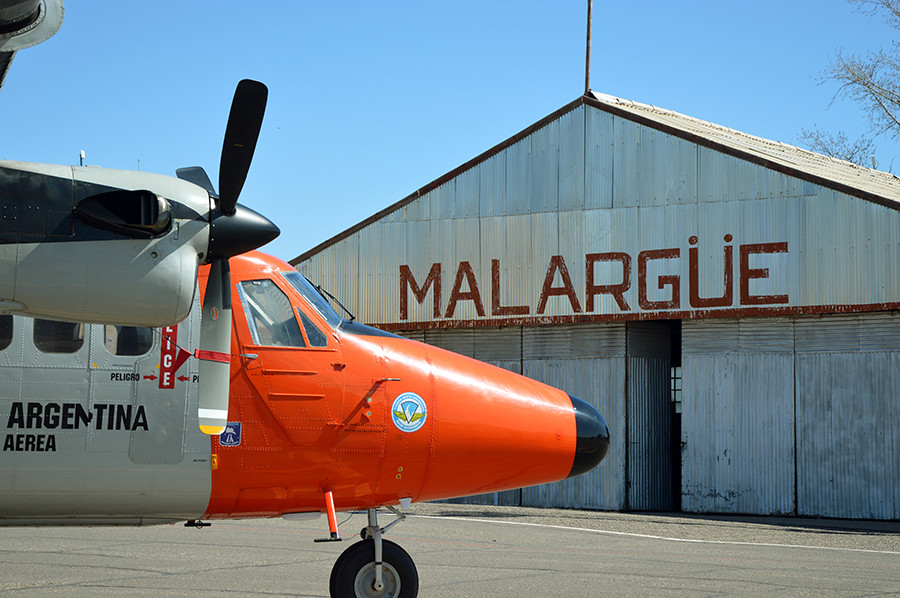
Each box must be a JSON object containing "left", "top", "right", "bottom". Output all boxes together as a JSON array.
[{"left": 585, "top": 0, "right": 593, "bottom": 94}]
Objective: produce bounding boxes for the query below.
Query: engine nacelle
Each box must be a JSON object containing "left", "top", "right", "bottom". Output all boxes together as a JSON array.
[
  {"left": 0, "top": 0, "right": 64, "bottom": 52},
  {"left": 0, "top": 161, "right": 211, "bottom": 326}
]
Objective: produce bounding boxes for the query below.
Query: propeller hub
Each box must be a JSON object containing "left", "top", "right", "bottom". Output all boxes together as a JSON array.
[{"left": 206, "top": 203, "right": 280, "bottom": 263}]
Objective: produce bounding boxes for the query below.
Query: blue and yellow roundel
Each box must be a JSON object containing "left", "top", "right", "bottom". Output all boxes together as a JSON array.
[{"left": 391, "top": 392, "right": 427, "bottom": 433}]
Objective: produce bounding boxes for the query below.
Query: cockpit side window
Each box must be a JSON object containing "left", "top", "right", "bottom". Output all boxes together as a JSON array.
[
  {"left": 104, "top": 325, "right": 153, "bottom": 356},
  {"left": 297, "top": 308, "right": 328, "bottom": 347},
  {"left": 238, "top": 279, "right": 306, "bottom": 347},
  {"left": 34, "top": 319, "right": 84, "bottom": 354},
  {"left": 0, "top": 315, "right": 11, "bottom": 351}
]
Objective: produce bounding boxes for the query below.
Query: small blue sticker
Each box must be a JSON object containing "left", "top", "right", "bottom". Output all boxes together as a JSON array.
[
  {"left": 220, "top": 422, "right": 241, "bottom": 446},
  {"left": 391, "top": 392, "right": 428, "bottom": 433}
]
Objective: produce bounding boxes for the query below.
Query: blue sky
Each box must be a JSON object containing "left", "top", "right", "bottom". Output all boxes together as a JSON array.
[{"left": 1, "top": 1, "right": 897, "bottom": 261}]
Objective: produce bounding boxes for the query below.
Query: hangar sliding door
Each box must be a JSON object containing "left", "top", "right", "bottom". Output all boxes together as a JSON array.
[
  {"left": 680, "top": 318, "right": 795, "bottom": 515},
  {"left": 794, "top": 313, "right": 900, "bottom": 520}
]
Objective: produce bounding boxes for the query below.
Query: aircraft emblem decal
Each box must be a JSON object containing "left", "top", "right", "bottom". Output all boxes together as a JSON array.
[
  {"left": 220, "top": 422, "right": 241, "bottom": 446},
  {"left": 391, "top": 392, "right": 427, "bottom": 433}
]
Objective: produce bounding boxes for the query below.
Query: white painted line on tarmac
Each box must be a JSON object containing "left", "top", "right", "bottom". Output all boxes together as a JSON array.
[{"left": 411, "top": 514, "right": 900, "bottom": 556}]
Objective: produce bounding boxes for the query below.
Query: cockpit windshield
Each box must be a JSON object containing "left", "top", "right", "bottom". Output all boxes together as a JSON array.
[{"left": 282, "top": 271, "right": 343, "bottom": 329}]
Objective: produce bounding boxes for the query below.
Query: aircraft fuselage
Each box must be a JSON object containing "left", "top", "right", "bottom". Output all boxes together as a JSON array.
[{"left": 0, "top": 251, "right": 609, "bottom": 525}]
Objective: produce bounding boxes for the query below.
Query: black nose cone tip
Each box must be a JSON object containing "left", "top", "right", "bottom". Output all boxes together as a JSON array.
[{"left": 567, "top": 395, "right": 611, "bottom": 479}]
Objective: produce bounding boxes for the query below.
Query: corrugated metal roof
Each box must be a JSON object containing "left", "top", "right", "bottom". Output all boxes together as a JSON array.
[
  {"left": 291, "top": 91, "right": 900, "bottom": 266},
  {"left": 586, "top": 91, "right": 900, "bottom": 209}
]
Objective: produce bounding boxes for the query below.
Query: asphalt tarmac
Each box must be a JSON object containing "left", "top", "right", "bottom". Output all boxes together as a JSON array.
[{"left": 0, "top": 503, "right": 897, "bottom": 597}]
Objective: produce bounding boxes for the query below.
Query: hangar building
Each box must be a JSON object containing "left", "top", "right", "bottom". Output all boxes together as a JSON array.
[{"left": 292, "top": 92, "right": 900, "bottom": 520}]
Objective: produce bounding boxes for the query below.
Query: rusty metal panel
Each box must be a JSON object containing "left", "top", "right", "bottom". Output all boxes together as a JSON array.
[{"left": 681, "top": 318, "right": 795, "bottom": 515}]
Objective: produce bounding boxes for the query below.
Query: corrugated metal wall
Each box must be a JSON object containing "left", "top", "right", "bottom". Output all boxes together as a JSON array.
[{"left": 682, "top": 313, "right": 900, "bottom": 518}]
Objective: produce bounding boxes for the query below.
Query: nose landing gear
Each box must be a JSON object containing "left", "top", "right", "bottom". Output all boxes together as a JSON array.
[{"left": 329, "top": 508, "right": 418, "bottom": 598}]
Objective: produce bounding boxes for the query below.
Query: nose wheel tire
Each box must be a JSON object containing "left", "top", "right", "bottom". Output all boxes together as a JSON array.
[{"left": 330, "top": 538, "right": 418, "bottom": 598}]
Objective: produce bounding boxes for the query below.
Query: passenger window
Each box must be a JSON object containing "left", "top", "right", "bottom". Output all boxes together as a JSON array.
[
  {"left": 34, "top": 319, "right": 84, "bottom": 354},
  {"left": 297, "top": 309, "right": 328, "bottom": 348},
  {"left": 104, "top": 325, "right": 153, "bottom": 356},
  {"left": 0, "top": 315, "right": 12, "bottom": 350},
  {"left": 238, "top": 280, "right": 306, "bottom": 347}
]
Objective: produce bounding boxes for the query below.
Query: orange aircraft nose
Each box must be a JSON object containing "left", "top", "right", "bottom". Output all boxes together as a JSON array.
[{"left": 375, "top": 341, "right": 611, "bottom": 504}]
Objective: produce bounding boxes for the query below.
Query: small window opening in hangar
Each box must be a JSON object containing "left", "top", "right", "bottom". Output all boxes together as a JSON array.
[{"left": 669, "top": 321, "right": 682, "bottom": 512}]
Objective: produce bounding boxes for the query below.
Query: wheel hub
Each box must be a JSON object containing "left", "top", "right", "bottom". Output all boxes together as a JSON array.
[{"left": 353, "top": 561, "right": 400, "bottom": 597}]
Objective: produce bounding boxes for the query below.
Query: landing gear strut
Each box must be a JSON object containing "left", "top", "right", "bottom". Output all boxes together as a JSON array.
[{"left": 329, "top": 508, "right": 418, "bottom": 598}]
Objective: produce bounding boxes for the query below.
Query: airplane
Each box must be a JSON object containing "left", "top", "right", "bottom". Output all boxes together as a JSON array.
[
  {"left": 0, "top": 3, "right": 611, "bottom": 596},
  {"left": 1, "top": 244, "right": 611, "bottom": 597}
]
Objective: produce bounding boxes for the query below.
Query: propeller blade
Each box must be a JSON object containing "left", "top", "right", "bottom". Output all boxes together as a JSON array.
[
  {"left": 197, "top": 258, "right": 232, "bottom": 435},
  {"left": 176, "top": 166, "right": 217, "bottom": 197},
  {"left": 218, "top": 79, "right": 267, "bottom": 215}
]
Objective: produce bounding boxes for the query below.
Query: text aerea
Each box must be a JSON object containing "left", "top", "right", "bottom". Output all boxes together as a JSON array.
[{"left": 399, "top": 235, "right": 788, "bottom": 320}]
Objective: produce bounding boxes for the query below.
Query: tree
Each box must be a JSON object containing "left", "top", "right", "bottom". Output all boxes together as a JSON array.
[
  {"left": 798, "top": 129, "right": 877, "bottom": 166},
  {"left": 800, "top": 0, "right": 900, "bottom": 167}
]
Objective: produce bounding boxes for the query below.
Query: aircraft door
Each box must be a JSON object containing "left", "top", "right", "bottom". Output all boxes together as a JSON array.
[{"left": 235, "top": 278, "right": 343, "bottom": 446}]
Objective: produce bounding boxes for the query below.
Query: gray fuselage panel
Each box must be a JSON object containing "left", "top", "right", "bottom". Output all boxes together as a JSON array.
[{"left": 0, "top": 297, "right": 211, "bottom": 524}]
